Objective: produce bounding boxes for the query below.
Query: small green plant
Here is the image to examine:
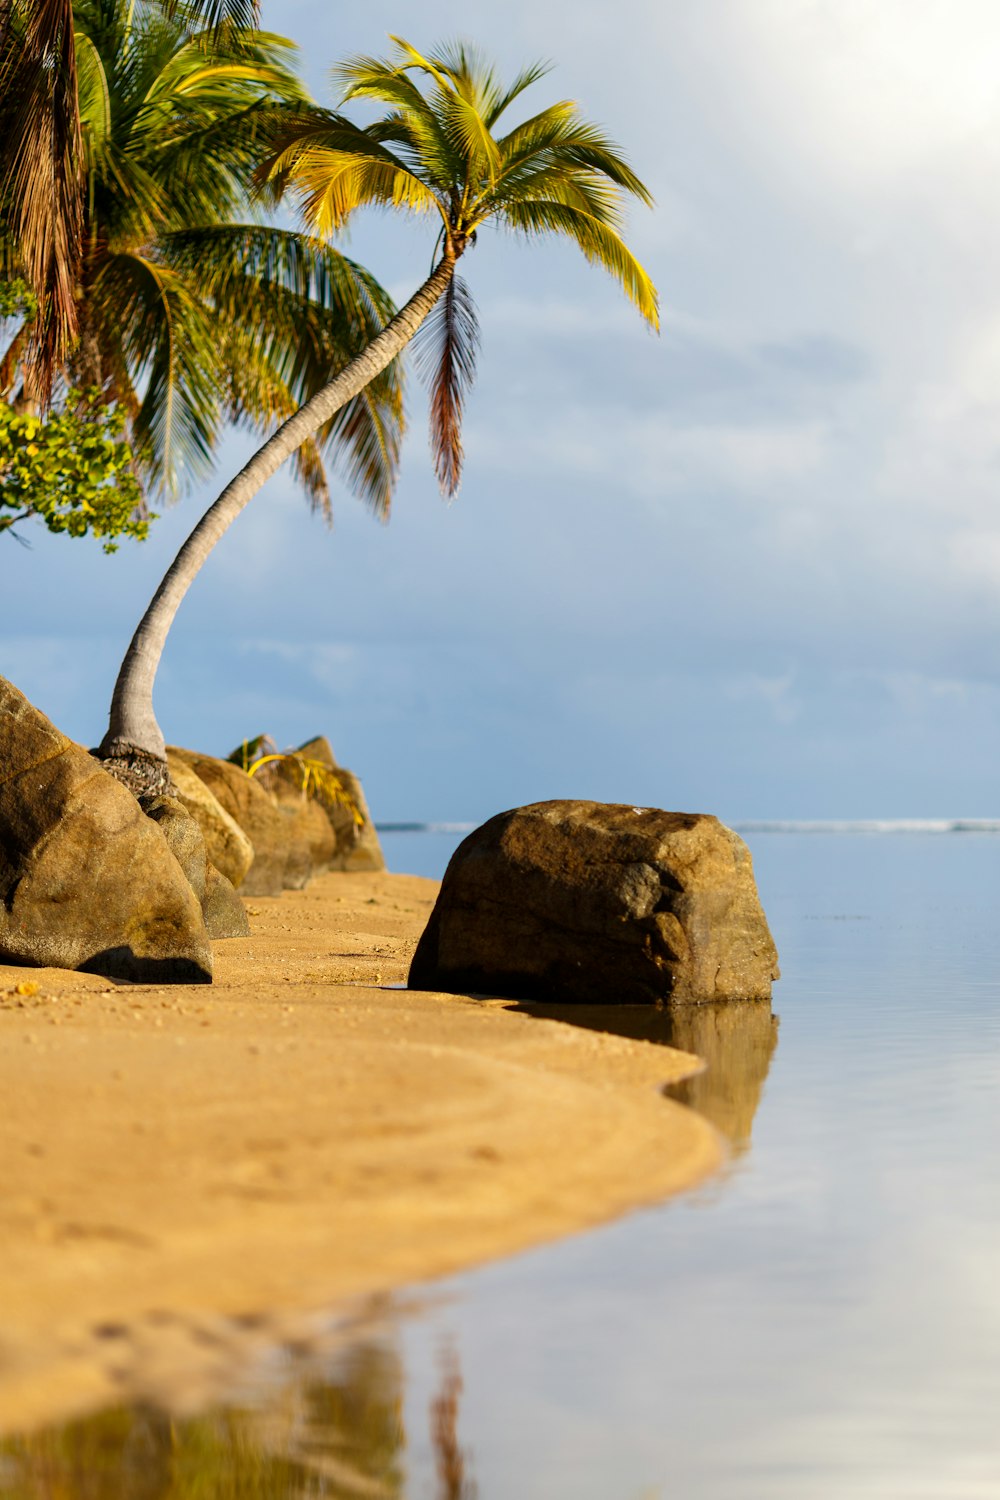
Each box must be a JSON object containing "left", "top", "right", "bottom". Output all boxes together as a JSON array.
[
  {"left": 0, "top": 389, "right": 150, "bottom": 551},
  {"left": 228, "top": 735, "right": 365, "bottom": 826},
  {"left": 0, "top": 278, "right": 38, "bottom": 321}
]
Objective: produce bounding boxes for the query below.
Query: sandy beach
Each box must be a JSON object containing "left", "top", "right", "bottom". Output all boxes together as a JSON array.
[{"left": 0, "top": 870, "right": 722, "bottom": 1435}]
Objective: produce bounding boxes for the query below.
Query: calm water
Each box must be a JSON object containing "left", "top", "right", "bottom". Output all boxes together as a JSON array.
[{"left": 3, "top": 832, "right": 999, "bottom": 1498}]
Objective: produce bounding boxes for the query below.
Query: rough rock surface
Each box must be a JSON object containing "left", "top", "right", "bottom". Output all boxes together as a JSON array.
[
  {"left": 0, "top": 679, "right": 212, "bottom": 981},
  {"left": 142, "top": 796, "right": 249, "bottom": 939},
  {"left": 409, "top": 800, "right": 779, "bottom": 1005},
  {"left": 168, "top": 742, "right": 384, "bottom": 894},
  {"left": 167, "top": 748, "right": 306, "bottom": 896},
  {"left": 166, "top": 755, "right": 254, "bottom": 889},
  {"left": 295, "top": 736, "right": 385, "bottom": 872}
]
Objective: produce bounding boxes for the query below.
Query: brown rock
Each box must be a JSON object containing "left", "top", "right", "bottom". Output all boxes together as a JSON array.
[
  {"left": 294, "top": 737, "right": 385, "bottom": 873},
  {"left": 166, "top": 755, "right": 254, "bottom": 890},
  {"left": 142, "top": 796, "right": 208, "bottom": 902},
  {"left": 167, "top": 749, "right": 313, "bottom": 896},
  {"left": 143, "top": 796, "right": 249, "bottom": 939},
  {"left": 408, "top": 800, "right": 779, "bottom": 1005},
  {"left": 0, "top": 679, "right": 212, "bottom": 982},
  {"left": 201, "top": 863, "right": 251, "bottom": 938}
]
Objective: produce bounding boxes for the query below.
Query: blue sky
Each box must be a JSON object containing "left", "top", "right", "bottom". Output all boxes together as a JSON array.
[{"left": 8, "top": 0, "right": 1000, "bottom": 822}]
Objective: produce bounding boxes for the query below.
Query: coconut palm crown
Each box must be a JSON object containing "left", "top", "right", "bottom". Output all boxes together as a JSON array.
[
  {"left": 265, "top": 36, "right": 659, "bottom": 493},
  {"left": 99, "top": 37, "right": 658, "bottom": 784}
]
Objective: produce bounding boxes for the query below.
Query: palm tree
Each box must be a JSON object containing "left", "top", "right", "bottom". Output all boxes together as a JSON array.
[
  {"left": 98, "top": 36, "right": 659, "bottom": 789},
  {"left": 0, "top": 0, "right": 262, "bottom": 393},
  {"left": 1, "top": 0, "right": 402, "bottom": 509}
]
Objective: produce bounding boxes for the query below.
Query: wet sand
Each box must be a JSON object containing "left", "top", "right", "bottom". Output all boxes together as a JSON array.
[{"left": 0, "top": 871, "right": 722, "bottom": 1434}]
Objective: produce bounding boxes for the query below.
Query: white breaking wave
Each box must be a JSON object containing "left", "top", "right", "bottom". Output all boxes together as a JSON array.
[{"left": 732, "top": 819, "right": 1000, "bottom": 834}]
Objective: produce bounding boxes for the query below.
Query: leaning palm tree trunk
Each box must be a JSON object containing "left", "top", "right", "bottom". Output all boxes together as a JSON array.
[{"left": 98, "top": 251, "right": 457, "bottom": 789}]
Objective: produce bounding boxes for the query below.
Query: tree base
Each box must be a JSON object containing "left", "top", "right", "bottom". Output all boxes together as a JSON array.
[{"left": 94, "top": 741, "right": 177, "bottom": 802}]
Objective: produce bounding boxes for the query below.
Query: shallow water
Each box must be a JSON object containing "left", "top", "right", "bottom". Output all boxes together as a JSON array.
[{"left": 3, "top": 833, "right": 999, "bottom": 1498}]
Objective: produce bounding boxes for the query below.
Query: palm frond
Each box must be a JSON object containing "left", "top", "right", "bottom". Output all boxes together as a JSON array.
[
  {"left": 268, "top": 135, "right": 442, "bottom": 234},
  {"left": 161, "top": 0, "right": 262, "bottom": 33},
  {"left": 75, "top": 31, "right": 112, "bottom": 155},
  {"left": 553, "top": 122, "right": 655, "bottom": 207},
  {"left": 495, "top": 101, "right": 583, "bottom": 166},
  {"left": 413, "top": 273, "right": 480, "bottom": 497},
  {"left": 502, "top": 198, "right": 659, "bottom": 330},
  {"left": 480, "top": 60, "right": 552, "bottom": 129},
  {"left": 159, "top": 223, "right": 404, "bottom": 513},
  {"left": 492, "top": 161, "right": 626, "bottom": 232},
  {"left": 1, "top": 0, "right": 81, "bottom": 395},
  {"left": 319, "top": 373, "right": 402, "bottom": 519},
  {"left": 385, "top": 35, "right": 454, "bottom": 96},
  {"left": 438, "top": 88, "right": 501, "bottom": 186},
  {"left": 220, "top": 330, "right": 332, "bottom": 514},
  {"left": 92, "top": 251, "right": 223, "bottom": 492}
]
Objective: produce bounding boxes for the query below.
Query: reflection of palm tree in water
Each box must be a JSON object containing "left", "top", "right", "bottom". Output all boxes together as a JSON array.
[
  {"left": 432, "top": 1345, "right": 478, "bottom": 1500},
  {"left": 513, "top": 1000, "right": 780, "bottom": 1156},
  {"left": 0, "top": 1333, "right": 407, "bottom": 1497},
  {"left": 0, "top": 1324, "right": 482, "bottom": 1500}
]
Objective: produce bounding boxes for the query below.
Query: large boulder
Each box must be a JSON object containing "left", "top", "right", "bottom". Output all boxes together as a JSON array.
[
  {"left": 408, "top": 801, "right": 779, "bottom": 1005},
  {"left": 0, "top": 679, "right": 212, "bottom": 982},
  {"left": 142, "top": 796, "right": 250, "bottom": 939}
]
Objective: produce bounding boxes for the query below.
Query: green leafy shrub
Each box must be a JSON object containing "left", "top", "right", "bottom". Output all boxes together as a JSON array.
[{"left": 0, "top": 391, "right": 151, "bottom": 552}]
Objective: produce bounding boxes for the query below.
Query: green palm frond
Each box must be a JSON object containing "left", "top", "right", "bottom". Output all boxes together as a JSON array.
[
  {"left": 384, "top": 35, "right": 454, "bottom": 96},
  {"left": 261, "top": 115, "right": 443, "bottom": 233},
  {"left": 160, "top": 223, "right": 403, "bottom": 513},
  {"left": 92, "top": 250, "right": 223, "bottom": 491},
  {"left": 492, "top": 99, "right": 580, "bottom": 170},
  {"left": 479, "top": 60, "right": 552, "bottom": 129},
  {"left": 320, "top": 371, "right": 402, "bottom": 520},
  {"left": 502, "top": 198, "right": 659, "bottom": 329},
  {"left": 76, "top": 33, "right": 113, "bottom": 155},
  {"left": 162, "top": 0, "right": 262, "bottom": 34},
  {"left": 438, "top": 88, "right": 501, "bottom": 188},
  {"left": 551, "top": 122, "right": 656, "bottom": 206}
]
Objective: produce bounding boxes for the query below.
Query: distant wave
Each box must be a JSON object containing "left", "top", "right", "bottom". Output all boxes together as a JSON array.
[
  {"left": 377, "top": 818, "right": 1000, "bottom": 836},
  {"left": 732, "top": 819, "right": 1000, "bottom": 834},
  {"left": 375, "top": 821, "right": 477, "bottom": 834}
]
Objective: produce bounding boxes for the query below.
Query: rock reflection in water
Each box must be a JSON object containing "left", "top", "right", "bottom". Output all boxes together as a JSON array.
[{"left": 513, "top": 999, "right": 779, "bottom": 1154}]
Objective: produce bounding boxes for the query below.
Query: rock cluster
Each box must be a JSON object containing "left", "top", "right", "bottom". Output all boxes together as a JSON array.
[
  {"left": 167, "top": 737, "right": 384, "bottom": 898},
  {"left": 409, "top": 800, "right": 779, "bottom": 1005},
  {"left": 0, "top": 673, "right": 385, "bottom": 981}
]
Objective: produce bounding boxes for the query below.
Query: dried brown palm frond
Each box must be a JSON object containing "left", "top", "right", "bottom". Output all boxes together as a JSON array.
[
  {"left": 413, "top": 271, "right": 480, "bottom": 497},
  {"left": 1, "top": 0, "right": 82, "bottom": 398}
]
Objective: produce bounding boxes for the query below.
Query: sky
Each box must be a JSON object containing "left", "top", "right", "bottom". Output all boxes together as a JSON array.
[{"left": 7, "top": 0, "right": 1000, "bottom": 824}]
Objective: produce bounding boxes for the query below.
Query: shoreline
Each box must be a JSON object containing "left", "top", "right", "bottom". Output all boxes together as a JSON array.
[{"left": 0, "top": 870, "right": 722, "bottom": 1434}]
